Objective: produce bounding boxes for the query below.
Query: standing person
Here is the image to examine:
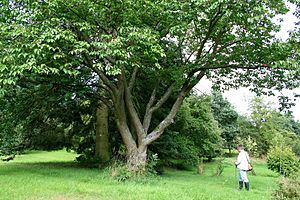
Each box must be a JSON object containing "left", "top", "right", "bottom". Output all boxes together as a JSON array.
[{"left": 235, "top": 144, "right": 251, "bottom": 191}]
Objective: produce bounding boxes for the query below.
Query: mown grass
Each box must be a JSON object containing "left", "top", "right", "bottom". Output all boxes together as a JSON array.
[{"left": 0, "top": 150, "right": 280, "bottom": 200}]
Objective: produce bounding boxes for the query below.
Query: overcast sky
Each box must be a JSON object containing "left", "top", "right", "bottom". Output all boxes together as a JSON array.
[{"left": 196, "top": 2, "right": 300, "bottom": 121}]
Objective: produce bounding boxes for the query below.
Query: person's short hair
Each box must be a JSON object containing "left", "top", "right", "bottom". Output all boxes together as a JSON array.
[{"left": 237, "top": 144, "right": 244, "bottom": 150}]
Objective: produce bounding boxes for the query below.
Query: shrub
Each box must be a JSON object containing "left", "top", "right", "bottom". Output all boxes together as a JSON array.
[
  {"left": 110, "top": 161, "right": 134, "bottom": 182},
  {"left": 267, "top": 147, "right": 300, "bottom": 177},
  {"left": 272, "top": 177, "right": 300, "bottom": 199},
  {"left": 109, "top": 155, "right": 160, "bottom": 182},
  {"left": 214, "top": 158, "right": 225, "bottom": 176},
  {"left": 146, "top": 153, "right": 160, "bottom": 174},
  {"left": 150, "top": 132, "right": 200, "bottom": 168}
]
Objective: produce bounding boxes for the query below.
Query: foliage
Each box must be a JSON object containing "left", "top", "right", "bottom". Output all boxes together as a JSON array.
[
  {"left": 151, "top": 132, "right": 200, "bottom": 169},
  {"left": 291, "top": 141, "right": 300, "bottom": 157},
  {"left": 267, "top": 147, "right": 300, "bottom": 177},
  {"left": 146, "top": 153, "right": 160, "bottom": 175},
  {"left": 109, "top": 155, "right": 159, "bottom": 182},
  {"left": 238, "top": 97, "right": 300, "bottom": 157},
  {"left": 237, "top": 116, "right": 259, "bottom": 156},
  {"left": 236, "top": 135, "right": 259, "bottom": 157},
  {"left": 289, "top": 119, "right": 300, "bottom": 156},
  {"left": 0, "top": 71, "right": 114, "bottom": 164},
  {"left": 0, "top": 71, "right": 98, "bottom": 153},
  {"left": 249, "top": 97, "right": 276, "bottom": 155},
  {"left": 272, "top": 177, "right": 300, "bottom": 200},
  {"left": 110, "top": 161, "right": 135, "bottom": 182},
  {"left": 214, "top": 158, "right": 225, "bottom": 176},
  {"left": 289, "top": 119, "right": 300, "bottom": 137},
  {"left": 179, "top": 95, "right": 223, "bottom": 159},
  {"left": 151, "top": 95, "right": 222, "bottom": 167},
  {"left": 212, "top": 92, "right": 239, "bottom": 152},
  {"left": 72, "top": 126, "right": 108, "bottom": 167}
]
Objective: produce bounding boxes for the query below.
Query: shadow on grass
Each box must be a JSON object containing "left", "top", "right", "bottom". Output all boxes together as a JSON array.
[
  {"left": 0, "top": 161, "right": 110, "bottom": 186},
  {"left": 0, "top": 160, "right": 103, "bottom": 170},
  {"left": 0, "top": 161, "right": 104, "bottom": 175}
]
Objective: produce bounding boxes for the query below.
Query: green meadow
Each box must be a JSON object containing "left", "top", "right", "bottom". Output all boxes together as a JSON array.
[{"left": 0, "top": 150, "right": 280, "bottom": 200}]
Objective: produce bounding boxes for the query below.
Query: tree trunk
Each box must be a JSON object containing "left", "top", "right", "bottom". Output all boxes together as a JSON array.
[
  {"left": 126, "top": 146, "right": 147, "bottom": 173},
  {"left": 95, "top": 102, "right": 110, "bottom": 163},
  {"left": 110, "top": 70, "right": 205, "bottom": 173}
]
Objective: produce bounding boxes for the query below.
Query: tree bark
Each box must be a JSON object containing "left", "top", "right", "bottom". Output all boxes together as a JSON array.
[
  {"left": 126, "top": 146, "right": 147, "bottom": 173},
  {"left": 95, "top": 102, "right": 110, "bottom": 163}
]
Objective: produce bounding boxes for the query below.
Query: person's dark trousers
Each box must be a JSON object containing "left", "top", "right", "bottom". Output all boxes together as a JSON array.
[
  {"left": 239, "top": 181, "right": 243, "bottom": 190},
  {"left": 245, "top": 182, "right": 250, "bottom": 191}
]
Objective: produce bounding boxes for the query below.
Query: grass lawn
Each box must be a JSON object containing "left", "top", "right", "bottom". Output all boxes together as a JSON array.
[{"left": 0, "top": 150, "right": 280, "bottom": 200}]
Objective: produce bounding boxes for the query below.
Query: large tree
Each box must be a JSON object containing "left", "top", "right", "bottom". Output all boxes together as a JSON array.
[{"left": 1, "top": 0, "right": 299, "bottom": 171}]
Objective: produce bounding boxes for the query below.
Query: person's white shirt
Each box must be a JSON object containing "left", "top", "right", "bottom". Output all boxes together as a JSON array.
[{"left": 236, "top": 150, "right": 250, "bottom": 171}]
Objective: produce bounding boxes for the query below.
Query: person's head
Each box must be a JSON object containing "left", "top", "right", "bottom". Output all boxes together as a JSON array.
[{"left": 237, "top": 144, "right": 244, "bottom": 152}]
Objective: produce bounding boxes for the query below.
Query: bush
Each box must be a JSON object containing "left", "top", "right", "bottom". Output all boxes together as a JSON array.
[
  {"left": 267, "top": 147, "right": 300, "bottom": 177},
  {"left": 110, "top": 161, "right": 134, "bottom": 182},
  {"left": 150, "top": 132, "right": 200, "bottom": 168},
  {"left": 214, "top": 158, "right": 225, "bottom": 176},
  {"left": 272, "top": 177, "right": 300, "bottom": 199},
  {"left": 146, "top": 153, "right": 160, "bottom": 174},
  {"left": 109, "top": 158, "right": 159, "bottom": 182}
]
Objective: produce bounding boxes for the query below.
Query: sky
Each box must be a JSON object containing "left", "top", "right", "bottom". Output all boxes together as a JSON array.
[{"left": 196, "top": 3, "right": 300, "bottom": 121}]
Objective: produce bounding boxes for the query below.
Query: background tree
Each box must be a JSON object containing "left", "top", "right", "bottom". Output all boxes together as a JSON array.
[
  {"left": 0, "top": 72, "right": 112, "bottom": 164},
  {"left": 151, "top": 94, "right": 222, "bottom": 168},
  {"left": 211, "top": 92, "right": 238, "bottom": 154},
  {"left": 236, "top": 116, "right": 259, "bottom": 157},
  {"left": 237, "top": 96, "right": 300, "bottom": 157}
]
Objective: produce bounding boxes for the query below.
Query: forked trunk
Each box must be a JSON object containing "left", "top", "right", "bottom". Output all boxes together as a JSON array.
[{"left": 111, "top": 70, "right": 205, "bottom": 173}]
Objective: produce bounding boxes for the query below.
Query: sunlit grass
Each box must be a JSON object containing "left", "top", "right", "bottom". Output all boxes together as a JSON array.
[{"left": 0, "top": 150, "right": 281, "bottom": 200}]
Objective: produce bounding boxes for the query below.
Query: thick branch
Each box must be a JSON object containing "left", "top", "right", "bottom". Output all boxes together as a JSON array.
[
  {"left": 97, "top": 95, "right": 113, "bottom": 108},
  {"left": 152, "top": 82, "right": 176, "bottom": 112},
  {"left": 143, "top": 82, "right": 176, "bottom": 133},
  {"left": 144, "top": 71, "right": 206, "bottom": 145},
  {"left": 114, "top": 77, "right": 137, "bottom": 150},
  {"left": 196, "top": 3, "right": 224, "bottom": 59},
  {"left": 83, "top": 53, "right": 117, "bottom": 101},
  {"left": 216, "top": 40, "right": 242, "bottom": 53},
  {"left": 143, "top": 87, "right": 157, "bottom": 132},
  {"left": 122, "top": 70, "right": 146, "bottom": 146},
  {"left": 128, "top": 67, "right": 138, "bottom": 91},
  {"left": 146, "top": 87, "right": 157, "bottom": 112}
]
